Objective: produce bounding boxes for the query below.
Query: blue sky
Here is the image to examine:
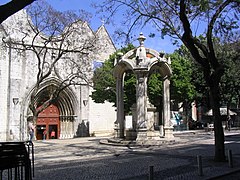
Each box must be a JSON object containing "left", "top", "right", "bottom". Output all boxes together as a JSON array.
[{"left": 1, "top": 0, "right": 177, "bottom": 53}]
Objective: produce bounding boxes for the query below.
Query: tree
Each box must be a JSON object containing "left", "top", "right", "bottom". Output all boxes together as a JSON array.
[
  {"left": 92, "top": 45, "right": 197, "bottom": 118},
  {"left": 170, "top": 52, "right": 196, "bottom": 102},
  {"left": 176, "top": 41, "right": 240, "bottom": 126},
  {"left": 91, "top": 44, "right": 135, "bottom": 113},
  {"left": 169, "top": 52, "right": 197, "bottom": 126},
  {"left": 178, "top": 40, "right": 240, "bottom": 105},
  {"left": 218, "top": 41, "right": 240, "bottom": 108},
  {"left": 148, "top": 73, "right": 163, "bottom": 110},
  {"left": 0, "top": 0, "right": 35, "bottom": 24},
  {"left": 2, "top": 1, "right": 95, "bottom": 125},
  {"left": 97, "top": 0, "right": 240, "bottom": 161}
]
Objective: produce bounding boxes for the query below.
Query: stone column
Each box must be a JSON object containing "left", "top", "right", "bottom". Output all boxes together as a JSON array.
[
  {"left": 116, "top": 74, "right": 125, "bottom": 138},
  {"left": 136, "top": 72, "right": 148, "bottom": 128},
  {"left": 136, "top": 72, "right": 148, "bottom": 141},
  {"left": 163, "top": 77, "right": 174, "bottom": 139},
  {"left": 59, "top": 119, "right": 65, "bottom": 139}
]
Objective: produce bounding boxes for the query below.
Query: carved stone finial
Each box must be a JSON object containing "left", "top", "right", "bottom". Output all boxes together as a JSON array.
[
  {"left": 159, "top": 51, "right": 165, "bottom": 58},
  {"left": 137, "top": 32, "right": 146, "bottom": 47},
  {"left": 114, "top": 52, "right": 123, "bottom": 65},
  {"left": 101, "top": 19, "right": 105, "bottom": 25}
]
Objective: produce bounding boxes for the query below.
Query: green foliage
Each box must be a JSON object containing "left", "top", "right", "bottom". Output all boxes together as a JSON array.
[
  {"left": 169, "top": 52, "right": 197, "bottom": 103},
  {"left": 91, "top": 44, "right": 135, "bottom": 107},
  {"left": 93, "top": 41, "right": 240, "bottom": 114},
  {"left": 92, "top": 44, "right": 199, "bottom": 114},
  {"left": 92, "top": 42, "right": 240, "bottom": 114},
  {"left": 91, "top": 59, "right": 116, "bottom": 104},
  {"left": 174, "top": 41, "right": 240, "bottom": 108},
  {"left": 124, "top": 72, "right": 136, "bottom": 113},
  {"left": 175, "top": 45, "right": 209, "bottom": 106},
  {"left": 148, "top": 73, "right": 163, "bottom": 108},
  {"left": 218, "top": 41, "right": 240, "bottom": 106},
  {"left": 190, "top": 62, "right": 209, "bottom": 105}
]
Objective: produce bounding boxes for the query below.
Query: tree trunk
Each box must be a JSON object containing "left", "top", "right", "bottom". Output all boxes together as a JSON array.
[{"left": 210, "top": 83, "right": 226, "bottom": 161}]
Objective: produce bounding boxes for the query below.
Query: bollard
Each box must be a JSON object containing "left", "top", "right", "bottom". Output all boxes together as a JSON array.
[
  {"left": 149, "top": 165, "right": 154, "bottom": 180},
  {"left": 197, "top": 155, "right": 203, "bottom": 176},
  {"left": 228, "top": 149, "right": 233, "bottom": 168}
]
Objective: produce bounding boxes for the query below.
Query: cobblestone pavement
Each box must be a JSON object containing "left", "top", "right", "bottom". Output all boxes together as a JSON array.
[{"left": 30, "top": 130, "right": 240, "bottom": 180}]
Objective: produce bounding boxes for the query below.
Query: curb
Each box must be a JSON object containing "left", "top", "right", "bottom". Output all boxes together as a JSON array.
[{"left": 206, "top": 168, "right": 240, "bottom": 180}]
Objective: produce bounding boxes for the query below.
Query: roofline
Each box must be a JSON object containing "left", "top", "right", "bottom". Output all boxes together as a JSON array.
[{"left": 95, "top": 24, "right": 117, "bottom": 51}]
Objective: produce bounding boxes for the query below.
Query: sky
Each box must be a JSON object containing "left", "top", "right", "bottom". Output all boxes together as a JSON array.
[{"left": 1, "top": 0, "right": 177, "bottom": 53}]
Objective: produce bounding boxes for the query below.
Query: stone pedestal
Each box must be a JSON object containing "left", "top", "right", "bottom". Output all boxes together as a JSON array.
[
  {"left": 125, "top": 129, "right": 137, "bottom": 140},
  {"left": 146, "top": 99, "right": 160, "bottom": 139},
  {"left": 164, "top": 126, "right": 174, "bottom": 140},
  {"left": 136, "top": 129, "right": 147, "bottom": 142},
  {"left": 136, "top": 129, "right": 161, "bottom": 143},
  {"left": 146, "top": 131, "right": 161, "bottom": 140}
]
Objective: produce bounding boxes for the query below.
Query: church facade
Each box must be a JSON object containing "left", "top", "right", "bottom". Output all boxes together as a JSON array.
[{"left": 0, "top": 10, "right": 116, "bottom": 141}]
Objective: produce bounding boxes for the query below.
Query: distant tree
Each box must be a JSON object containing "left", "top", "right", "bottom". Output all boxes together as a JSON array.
[
  {"left": 148, "top": 73, "right": 163, "bottom": 110},
  {"left": 175, "top": 45, "right": 209, "bottom": 108},
  {"left": 170, "top": 52, "right": 196, "bottom": 103},
  {"left": 123, "top": 72, "right": 137, "bottom": 113},
  {"left": 91, "top": 44, "right": 135, "bottom": 113},
  {"left": 2, "top": 0, "right": 95, "bottom": 125},
  {"left": 175, "top": 41, "right": 240, "bottom": 111},
  {"left": 96, "top": 0, "right": 239, "bottom": 161},
  {"left": 0, "top": 0, "right": 35, "bottom": 23},
  {"left": 218, "top": 41, "right": 240, "bottom": 109},
  {"left": 91, "top": 53, "right": 116, "bottom": 104},
  {"left": 169, "top": 52, "right": 197, "bottom": 125}
]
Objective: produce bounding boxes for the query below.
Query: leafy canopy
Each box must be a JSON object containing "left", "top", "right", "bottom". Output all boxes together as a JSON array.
[{"left": 92, "top": 44, "right": 198, "bottom": 113}]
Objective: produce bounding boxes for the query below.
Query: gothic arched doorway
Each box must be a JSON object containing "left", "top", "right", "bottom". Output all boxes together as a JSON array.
[
  {"left": 36, "top": 104, "right": 60, "bottom": 140},
  {"left": 26, "top": 78, "right": 79, "bottom": 140}
]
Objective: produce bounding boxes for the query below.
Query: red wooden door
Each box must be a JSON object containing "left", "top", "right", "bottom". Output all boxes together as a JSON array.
[{"left": 37, "top": 104, "right": 60, "bottom": 140}]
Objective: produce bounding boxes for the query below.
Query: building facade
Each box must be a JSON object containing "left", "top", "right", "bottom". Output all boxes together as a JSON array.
[{"left": 0, "top": 10, "right": 116, "bottom": 141}]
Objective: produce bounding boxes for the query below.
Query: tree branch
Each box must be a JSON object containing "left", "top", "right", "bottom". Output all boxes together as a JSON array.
[
  {"left": 207, "top": 0, "right": 234, "bottom": 69},
  {"left": 179, "top": 0, "right": 209, "bottom": 69}
]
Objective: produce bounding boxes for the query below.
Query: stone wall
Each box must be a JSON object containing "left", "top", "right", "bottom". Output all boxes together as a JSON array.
[{"left": 0, "top": 10, "right": 116, "bottom": 141}]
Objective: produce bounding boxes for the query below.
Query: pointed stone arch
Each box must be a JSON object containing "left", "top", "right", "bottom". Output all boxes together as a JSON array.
[{"left": 25, "top": 77, "right": 79, "bottom": 139}]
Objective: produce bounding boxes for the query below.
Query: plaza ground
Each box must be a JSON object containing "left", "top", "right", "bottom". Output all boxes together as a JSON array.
[{"left": 31, "top": 129, "right": 240, "bottom": 180}]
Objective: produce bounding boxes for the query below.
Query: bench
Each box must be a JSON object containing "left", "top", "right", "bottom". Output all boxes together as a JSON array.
[{"left": 0, "top": 141, "right": 34, "bottom": 180}]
